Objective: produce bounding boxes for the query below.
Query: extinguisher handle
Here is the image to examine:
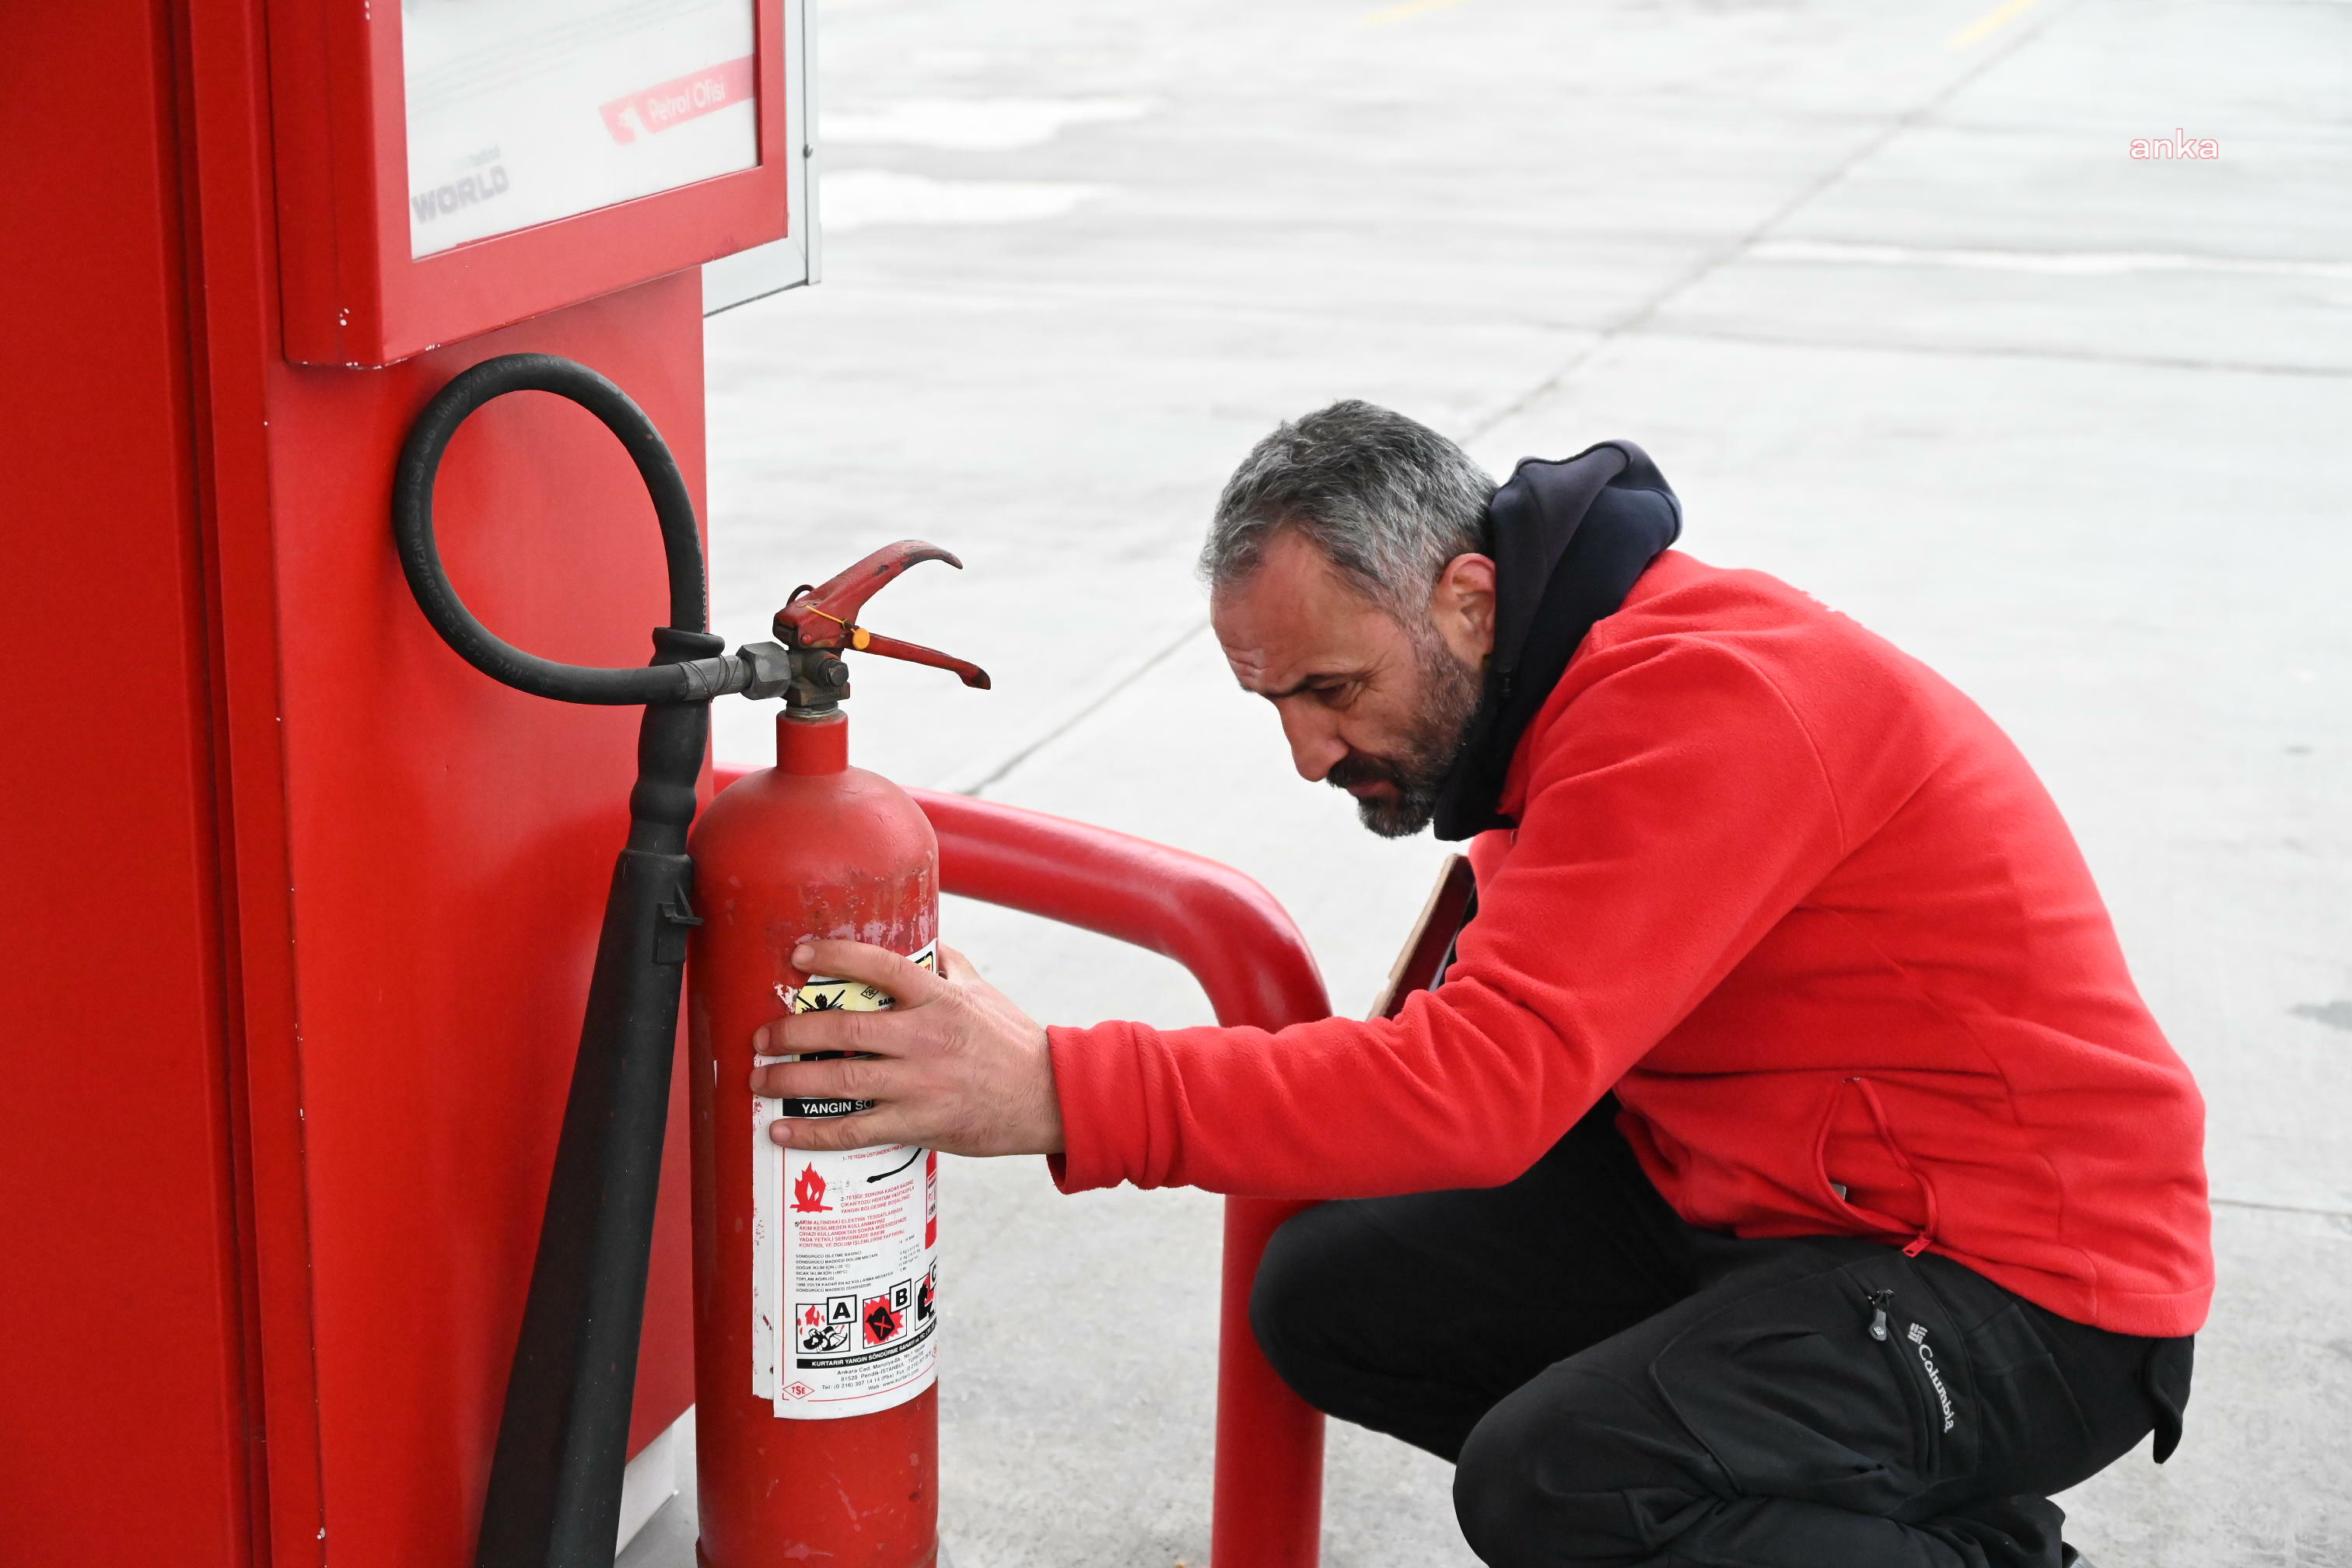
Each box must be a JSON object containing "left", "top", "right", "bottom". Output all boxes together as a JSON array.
[
  {"left": 784, "top": 539, "right": 959, "bottom": 628},
  {"left": 854, "top": 631, "right": 992, "bottom": 689},
  {"left": 773, "top": 540, "right": 992, "bottom": 688}
]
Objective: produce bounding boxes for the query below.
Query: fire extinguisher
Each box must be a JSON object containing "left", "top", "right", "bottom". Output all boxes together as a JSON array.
[
  {"left": 687, "top": 548, "right": 987, "bottom": 1568},
  {"left": 392, "top": 354, "right": 983, "bottom": 1568}
]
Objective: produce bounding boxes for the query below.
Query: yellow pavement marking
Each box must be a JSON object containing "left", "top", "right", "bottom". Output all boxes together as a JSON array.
[
  {"left": 1946, "top": 0, "right": 2042, "bottom": 50},
  {"left": 1360, "top": 0, "right": 1479, "bottom": 27}
]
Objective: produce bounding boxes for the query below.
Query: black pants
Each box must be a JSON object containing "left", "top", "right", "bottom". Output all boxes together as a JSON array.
[{"left": 1251, "top": 1103, "right": 2193, "bottom": 1567}]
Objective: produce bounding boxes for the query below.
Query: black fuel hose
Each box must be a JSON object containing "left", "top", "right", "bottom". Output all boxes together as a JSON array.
[
  {"left": 393, "top": 352, "right": 726, "bottom": 1568},
  {"left": 393, "top": 352, "right": 747, "bottom": 702}
]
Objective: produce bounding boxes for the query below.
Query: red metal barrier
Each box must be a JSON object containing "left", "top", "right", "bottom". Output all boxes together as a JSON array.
[{"left": 714, "top": 766, "right": 1329, "bottom": 1566}]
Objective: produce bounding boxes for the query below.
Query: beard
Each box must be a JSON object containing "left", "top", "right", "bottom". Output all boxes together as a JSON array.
[{"left": 1325, "top": 631, "right": 1485, "bottom": 838}]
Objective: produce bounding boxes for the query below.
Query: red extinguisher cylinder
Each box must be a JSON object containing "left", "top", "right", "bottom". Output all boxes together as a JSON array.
[{"left": 688, "top": 709, "right": 941, "bottom": 1568}]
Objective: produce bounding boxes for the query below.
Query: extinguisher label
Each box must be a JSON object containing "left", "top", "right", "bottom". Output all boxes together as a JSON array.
[{"left": 751, "top": 941, "right": 941, "bottom": 1419}]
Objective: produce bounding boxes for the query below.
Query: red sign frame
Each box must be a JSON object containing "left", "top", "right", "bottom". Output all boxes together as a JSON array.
[{"left": 270, "top": 0, "right": 793, "bottom": 366}]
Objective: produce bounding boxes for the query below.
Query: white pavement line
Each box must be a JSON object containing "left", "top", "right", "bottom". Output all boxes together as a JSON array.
[
  {"left": 1946, "top": 0, "right": 2043, "bottom": 51},
  {"left": 2210, "top": 1197, "right": 2352, "bottom": 1221},
  {"left": 959, "top": 618, "right": 1210, "bottom": 798},
  {"left": 1643, "top": 324, "right": 2352, "bottom": 381},
  {"left": 824, "top": 96, "right": 1154, "bottom": 152},
  {"left": 1358, "top": 0, "right": 1480, "bottom": 26},
  {"left": 1465, "top": 0, "right": 2083, "bottom": 441},
  {"left": 1749, "top": 240, "right": 2352, "bottom": 282},
  {"left": 821, "top": 170, "right": 1110, "bottom": 233}
]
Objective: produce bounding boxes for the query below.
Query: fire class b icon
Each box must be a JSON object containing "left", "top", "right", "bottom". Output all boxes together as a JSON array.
[{"left": 863, "top": 1279, "right": 914, "bottom": 1347}]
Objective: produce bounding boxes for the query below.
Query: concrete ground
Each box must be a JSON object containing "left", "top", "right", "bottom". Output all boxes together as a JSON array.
[{"left": 630, "top": 0, "right": 2352, "bottom": 1563}]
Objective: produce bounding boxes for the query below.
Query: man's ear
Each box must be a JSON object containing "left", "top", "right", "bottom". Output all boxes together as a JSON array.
[{"left": 1430, "top": 553, "right": 1498, "bottom": 663}]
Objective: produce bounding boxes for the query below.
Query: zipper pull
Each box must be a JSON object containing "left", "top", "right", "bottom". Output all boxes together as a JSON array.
[{"left": 1867, "top": 1289, "right": 1895, "bottom": 1342}]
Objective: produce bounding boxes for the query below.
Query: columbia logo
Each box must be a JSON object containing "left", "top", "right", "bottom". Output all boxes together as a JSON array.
[{"left": 1908, "top": 1322, "right": 1927, "bottom": 1345}]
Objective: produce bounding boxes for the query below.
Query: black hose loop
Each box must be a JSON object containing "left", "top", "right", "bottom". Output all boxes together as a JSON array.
[{"left": 393, "top": 353, "right": 725, "bottom": 705}]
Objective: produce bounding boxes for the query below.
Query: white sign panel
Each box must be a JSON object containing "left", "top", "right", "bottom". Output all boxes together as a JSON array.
[
  {"left": 750, "top": 943, "right": 941, "bottom": 1419},
  {"left": 403, "top": 0, "right": 760, "bottom": 258}
]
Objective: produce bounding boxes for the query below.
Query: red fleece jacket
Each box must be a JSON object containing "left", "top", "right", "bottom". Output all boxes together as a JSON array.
[{"left": 1045, "top": 551, "right": 2213, "bottom": 1338}]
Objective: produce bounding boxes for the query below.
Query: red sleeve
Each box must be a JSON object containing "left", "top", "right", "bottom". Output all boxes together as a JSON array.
[{"left": 1046, "top": 639, "right": 1849, "bottom": 1197}]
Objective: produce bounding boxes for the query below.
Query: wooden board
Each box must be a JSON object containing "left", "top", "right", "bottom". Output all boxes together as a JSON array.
[{"left": 1367, "top": 854, "right": 1476, "bottom": 1020}]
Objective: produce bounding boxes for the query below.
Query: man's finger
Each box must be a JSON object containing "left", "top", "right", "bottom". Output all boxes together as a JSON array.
[
  {"left": 759, "top": 1006, "right": 896, "bottom": 1059},
  {"left": 793, "top": 938, "right": 947, "bottom": 1006},
  {"left": 752, "top": 1055, "right": 901, "bottom": 1103},
  {"left": 771, "top": 1110, "right": 912, "bottom": 1153},
  {"left": 936, "top": 943, "right": 977, "bottom": 985}
]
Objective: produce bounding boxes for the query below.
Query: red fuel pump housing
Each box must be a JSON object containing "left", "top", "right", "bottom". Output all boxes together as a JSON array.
[{"left": 685, "top": 544, "right": 987, "bottom": 1568}]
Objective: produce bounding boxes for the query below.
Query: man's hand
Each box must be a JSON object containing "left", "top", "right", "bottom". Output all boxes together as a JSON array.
[{"left": 752, "top": 940, "right": 1065, "bottom": 1157}]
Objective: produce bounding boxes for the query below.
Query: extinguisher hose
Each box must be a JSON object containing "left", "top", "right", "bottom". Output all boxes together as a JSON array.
[
  {"left": 393, "top": 352, "right": 746, "bottom": 704},
  {"left": 394, "top": 353, "right": 723, "bottom": 1567}
]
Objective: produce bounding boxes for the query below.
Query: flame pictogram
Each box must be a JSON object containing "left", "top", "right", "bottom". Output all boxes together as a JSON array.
[
  {"left": 792, "top": 1163, "right": 830, "bottom": 1213},
  {"left": 801, "top": 1303, "right": 824, "bottom": 1328}
]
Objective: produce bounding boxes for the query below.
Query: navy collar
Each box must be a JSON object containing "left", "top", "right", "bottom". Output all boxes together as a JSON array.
[{"left": 1430, "top": 441, "right": 1682, "bottom": 841}]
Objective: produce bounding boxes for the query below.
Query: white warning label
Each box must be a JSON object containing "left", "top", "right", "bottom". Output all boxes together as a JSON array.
[{"left": 751, "top": 943, "right": 940, "bottom": 1419}]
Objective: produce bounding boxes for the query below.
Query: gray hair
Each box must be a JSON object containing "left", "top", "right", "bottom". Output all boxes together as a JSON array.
[{"left": 1201, "top": 400, "right": 1496, "bottom": 621}]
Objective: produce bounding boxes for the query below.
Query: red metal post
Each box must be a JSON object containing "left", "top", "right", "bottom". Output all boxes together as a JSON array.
[
  {"left": 711, "top": 770, "right": 1332, "bottom": 1566},
  {"left": 1209, "top": 1197, "right": 1328, "bottom": 1568}
]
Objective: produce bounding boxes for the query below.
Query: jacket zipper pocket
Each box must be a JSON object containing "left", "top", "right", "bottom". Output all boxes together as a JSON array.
[
  {"left": 1815, "top": 1076, "right": 1941, "bottom": 1257},
  {"left": 1858, "top": 1283, "right": 1945, "bottom": 1473}
]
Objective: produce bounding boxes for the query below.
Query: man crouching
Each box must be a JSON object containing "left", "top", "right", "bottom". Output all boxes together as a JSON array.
[{"left": 752, "top": 401, "right": 2209, "bottom": 1568}]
